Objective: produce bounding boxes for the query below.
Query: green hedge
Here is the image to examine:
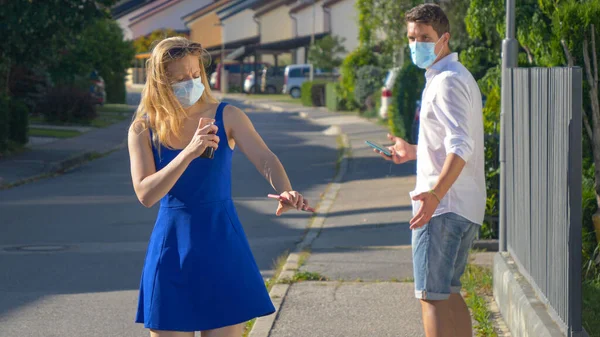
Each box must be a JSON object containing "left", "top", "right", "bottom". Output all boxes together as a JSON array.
[
  {"left": 354, "top": 65, "right": 384, "bottom": 109},
  {"left": 301, "top": 82, "right": 312, "bottom": 106},
  {"left": 9, "top": 98, "right": 29, "bottom": 145},
  {"left": 339, "top": 46, "right": 378, "bottom": 110},
  {"left": 105, "top": 72, "right": 127, "bottom": 104},
  {"left": 325, "top": 82, "right": 340, "bottom": 112},
  {"left": 301, "top": 80, "right": 331, "bottom": 107},
  {"left": 388, "top": 61, "right": 424, "bottom": 140},
  {"left": 0, "top": 94, "right": 9, "bottom": 153}
]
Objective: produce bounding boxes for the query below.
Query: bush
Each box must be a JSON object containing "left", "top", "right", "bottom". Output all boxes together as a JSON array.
[
  {"left": 301, "top": 82, "right": 313, "bottom": 107},
  {"left": 0, "top": 94, "right": 9, "bottom": 153},
  {"left": 354, "top": 65, "right": 384, "bottom": 110},
  {"left": 339, "top": 46, "right": 378, "bottom": 110},
  {"left": 105, "top": 72, "right": 127, "bottom": 104},
  {"left": 388, "top": 61, "right": 425, "bottom": 140},
  {"left": 38, "top": 86, "right": 97, "bottom": 124},
  {"left": 8, "top": 65, "right": 52, "bottom": 114},
  {"left": 9, "top": 98, "right": 29, "bottom": 145},
  {"left": 325, "top": 82, "right": 341, "bottom": 112},
  {"left": 301, "top": 80, "right": 331, "bottom": 107}
]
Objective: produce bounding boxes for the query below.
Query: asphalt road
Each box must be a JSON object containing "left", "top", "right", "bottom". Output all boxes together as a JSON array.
[{"left": 0, "top": 97, "right": 338, "bottom": 337}]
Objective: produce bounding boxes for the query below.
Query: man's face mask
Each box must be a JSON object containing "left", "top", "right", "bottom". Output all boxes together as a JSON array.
[
  {"left": 409, "top": 34, "right": 446, "bottom": 69},
  {"left": 172, "top": 77, "right": 205, "bottom": 108}
]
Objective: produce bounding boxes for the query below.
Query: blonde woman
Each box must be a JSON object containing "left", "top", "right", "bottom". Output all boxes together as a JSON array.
[{"left": 128, "top": 37, "right": 311, "bottom": 337}]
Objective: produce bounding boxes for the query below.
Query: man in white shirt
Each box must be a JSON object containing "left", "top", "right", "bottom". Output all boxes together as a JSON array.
[{"left": 376, "top": 4, "right": 485, "bottom": 337}]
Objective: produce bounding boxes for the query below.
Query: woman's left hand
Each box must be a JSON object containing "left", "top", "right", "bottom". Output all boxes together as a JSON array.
[{"left": 276, "top": 191, "right": 309, "bottom": 216}]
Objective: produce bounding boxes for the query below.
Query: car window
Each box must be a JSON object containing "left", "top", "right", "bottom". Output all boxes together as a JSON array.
[
  {"left": 289, "top": 68, "right": 303, "bottom": 77},
  {"left": 225, "top": 64, "right": 240, "bottom": 73},
  {"left": 243, "top": 64, "right": 264, "bottom": 73}
]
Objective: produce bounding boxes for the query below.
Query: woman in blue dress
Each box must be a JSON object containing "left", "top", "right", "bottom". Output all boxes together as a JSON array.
[{"left": 128, "top": 37, "right": 311, "bottom": 337}]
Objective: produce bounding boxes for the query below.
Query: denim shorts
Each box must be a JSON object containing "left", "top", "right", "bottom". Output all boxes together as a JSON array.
[{"left": 412, "top": 212, "right": 479, "bottom": 300}]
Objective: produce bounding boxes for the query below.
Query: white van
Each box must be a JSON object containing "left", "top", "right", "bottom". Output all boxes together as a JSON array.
[{"left": 282, "top": 64, "right": 311, "bottom": 98}]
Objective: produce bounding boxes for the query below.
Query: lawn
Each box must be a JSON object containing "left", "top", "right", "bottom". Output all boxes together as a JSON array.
[
  {"left": 245, "top": 94, "right": 301, "bottom": 105},
  {"left": 29, "top": 128, "right": 81, "bottom": 138},
  {"left": 583, "top": 279, "right": 600, "bottom": 336},
  {"left": 31, "top": 104, "right": 134, "bottom": 128},
  {"left": 461, "top": 263, "right": 497, "bottom": 337}
]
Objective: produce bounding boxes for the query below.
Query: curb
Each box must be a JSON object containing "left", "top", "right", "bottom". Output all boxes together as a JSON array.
[
  {"left": 473, "top": 239, "right": 499, "bottom": 252},
  {"left": 0, "top": 141, "right": 126, "bottom": 191},
  {"left": 244, "top": 100, "right": 351, "bottom": 337}
]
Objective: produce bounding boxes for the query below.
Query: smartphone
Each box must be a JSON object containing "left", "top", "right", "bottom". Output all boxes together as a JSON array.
[
  {"left": 200, "top": 123, "right": 215, "bottom": 159},
  {"left": 365, "top": 140, "right": 392, "bottom": 157}
]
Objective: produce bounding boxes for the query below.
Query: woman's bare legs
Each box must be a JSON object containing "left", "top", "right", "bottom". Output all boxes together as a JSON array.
[
  {"left": 150, "top": 330, "right": 194, "bottom": 337},
  {"left": 201, "top": 323, "right": 244, "bottom": 337}
]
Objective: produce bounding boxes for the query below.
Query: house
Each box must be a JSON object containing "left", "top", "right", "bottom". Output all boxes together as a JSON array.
[
  {"left": 112, "top": 0, "right": 161, "bottom": 40},
  {"left": 289, "top": 0, "right": 326, "bottom": 64},
  {"left": 182, "top": 0, "right": 237, "bottom": 50},
  {"left": 112, "top": 0, "right": 213, "bottom": 40},
  {"left": 127, "top": 0, "right": 212, "bottom": 40},
  {"left": 323, "top": 0, "right": 359, "bottom": 55}
]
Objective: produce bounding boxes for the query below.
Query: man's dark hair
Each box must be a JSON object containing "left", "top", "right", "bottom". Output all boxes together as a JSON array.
[{"left": 405, "top": 4, "right": 450, "bottom": 37}]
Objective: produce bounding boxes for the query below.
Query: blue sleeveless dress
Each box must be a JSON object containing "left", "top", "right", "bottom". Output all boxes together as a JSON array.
[{"left": 135, "top": 102, "right": 275, "bottom": 331}]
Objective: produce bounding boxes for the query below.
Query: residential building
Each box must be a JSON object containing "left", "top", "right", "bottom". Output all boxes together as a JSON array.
[{"left": 323, "top": 0, "right": 359, "bottom": 54}]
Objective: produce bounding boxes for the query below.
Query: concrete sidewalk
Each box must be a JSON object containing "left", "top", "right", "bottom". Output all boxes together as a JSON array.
[
  {"left": 222, "top": 95, "right": 505, "bottom": 337},
  {"left": 0, "top": 109, "right": 134, "bottom": 189}
]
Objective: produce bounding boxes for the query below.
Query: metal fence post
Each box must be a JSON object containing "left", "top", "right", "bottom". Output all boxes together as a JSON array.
[
  {"left": 568, "top": 67, "right": 583, "bottom": 337},
  {"left": 499, "top": 0, "right": 519, "bottom": 252}
]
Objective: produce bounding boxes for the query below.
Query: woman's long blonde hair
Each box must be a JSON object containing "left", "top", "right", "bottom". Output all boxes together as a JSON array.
[{"left": 133, "top": 37, "right": 219, "bottom": 148}]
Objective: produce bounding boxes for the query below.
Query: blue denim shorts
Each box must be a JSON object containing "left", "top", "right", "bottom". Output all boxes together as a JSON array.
[{"left": 412, "top": 212, "right": 479, "bottom": 300}]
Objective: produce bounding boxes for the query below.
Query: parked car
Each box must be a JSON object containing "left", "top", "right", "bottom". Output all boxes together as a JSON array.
[
  {"left": 243, "top": 66, "right": 286, "bottom": 94},
  {"left": 260, "top": 66, "right": 285, "bottom": 94},
  {"left": 379, "top": 67, "right": 400, "bottom": 119},
  {"left": 210, "top": 71, "right": 218, "bottom": 88},
  {"left": 243, "top": 72, "right": 257, "bottom": 93},
  {"left": 211, "top": 62, "right": 269, "bottom": 91},
  {"left": 89, "top": 70, "right": 106, "bottom": 106},
  {"left": 282, "top": 64, "right": 338, "bottom": 98},
  {"left": 282, "top": 64, "right": 311, "bottom": 98}
]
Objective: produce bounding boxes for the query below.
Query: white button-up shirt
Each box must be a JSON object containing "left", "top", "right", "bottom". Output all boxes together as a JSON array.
[{"left": 410, "top": 53, "right": 486, "bottom": 225}]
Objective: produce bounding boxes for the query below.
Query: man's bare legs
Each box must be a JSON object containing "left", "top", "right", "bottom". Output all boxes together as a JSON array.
[
  {"left": 420, "top": 293, "right": 472, "bottom": 337},
  {"left": 449, "top": 293, "right": 472, "bottom": 337},
  {"left": 420, "top": 299, "right": 453, "bottom": 337}
]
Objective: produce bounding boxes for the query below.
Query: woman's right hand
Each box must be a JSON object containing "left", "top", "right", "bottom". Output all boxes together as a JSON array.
[{"left": 184, "top": 117, "right": 219, "bottom": 158}]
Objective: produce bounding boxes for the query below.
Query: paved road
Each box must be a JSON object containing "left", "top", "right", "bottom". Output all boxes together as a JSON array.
[{"left": 0, "top": 95, "right": 338, "bottom": 337}]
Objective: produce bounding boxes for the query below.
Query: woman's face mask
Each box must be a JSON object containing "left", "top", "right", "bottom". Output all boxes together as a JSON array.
[
  {"left": 409, "top": 35, "right": 446, "bottom": 69},
  {"left": 172, "top": 77, "right": 205, "bottom": 108}
]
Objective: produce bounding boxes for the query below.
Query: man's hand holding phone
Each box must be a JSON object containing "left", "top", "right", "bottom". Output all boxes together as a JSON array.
[{"left": 373, "top": 134, "right": 417, "bottom": 164}]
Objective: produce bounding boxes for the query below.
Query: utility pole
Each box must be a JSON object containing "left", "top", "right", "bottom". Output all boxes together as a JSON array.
[
  {"left": 310, "top": 0, "right": 316, "bottom": 81},
  {"left": 499, "top": 0, "right": 518, "bottom": 252},
  {"left": 214, "top": 22, "right": 227, "bottom": 94}
]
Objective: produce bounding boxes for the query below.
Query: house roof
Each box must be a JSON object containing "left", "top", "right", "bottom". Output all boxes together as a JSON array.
[
  {"left": 111, "top": 0, "right": 159, "bottom": 19},
  {"left": 217, "top": 0, "right": 259, "bottom": 21},
  {"left": 129, "top": 0, "right": 189, "bottom": 25},
  {"left": 322, "top": 0, "right": 345, "bottom": 8},
  {"left": 182, "top": 0, "right": 234, "bottom": 23},
  {"left": 289, "top": 0, "right": 319, "bottom": 14},
  {"left": 253, "top": 0, "right": 289, "bottom": 17}
]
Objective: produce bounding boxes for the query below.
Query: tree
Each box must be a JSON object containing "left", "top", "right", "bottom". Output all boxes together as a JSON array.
[
  {"left": 542, "top": 0, "right": 600, "bottom": 252},
  {"left": 0, "top": 0, "right": 117, "bottom": 93},
  {"left": 133, "top": 29, "right": 188, "bottom": 54},
  {"left": 50, "top": 18, "right": 135, "bottom": 103},
  {"left": 308, "top": 36, "right": 346, "bottom": 72}
]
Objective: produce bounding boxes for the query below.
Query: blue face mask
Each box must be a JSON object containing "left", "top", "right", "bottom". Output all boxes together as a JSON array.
[
  {"left": 172, "top": 77, "right": 205, "bottom": 108},
  {"left": 409, "top": 36, "right": 444, "bottom": 69}
]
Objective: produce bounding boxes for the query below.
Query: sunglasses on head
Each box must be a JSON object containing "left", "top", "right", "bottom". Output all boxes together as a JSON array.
[{"left": 166, "top": 43, "right": 202, "bottom": 59}]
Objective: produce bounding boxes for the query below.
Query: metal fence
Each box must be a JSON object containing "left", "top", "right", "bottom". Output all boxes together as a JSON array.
[{"left": 503, "top": 67, "right": 583, "bottom": 336}]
